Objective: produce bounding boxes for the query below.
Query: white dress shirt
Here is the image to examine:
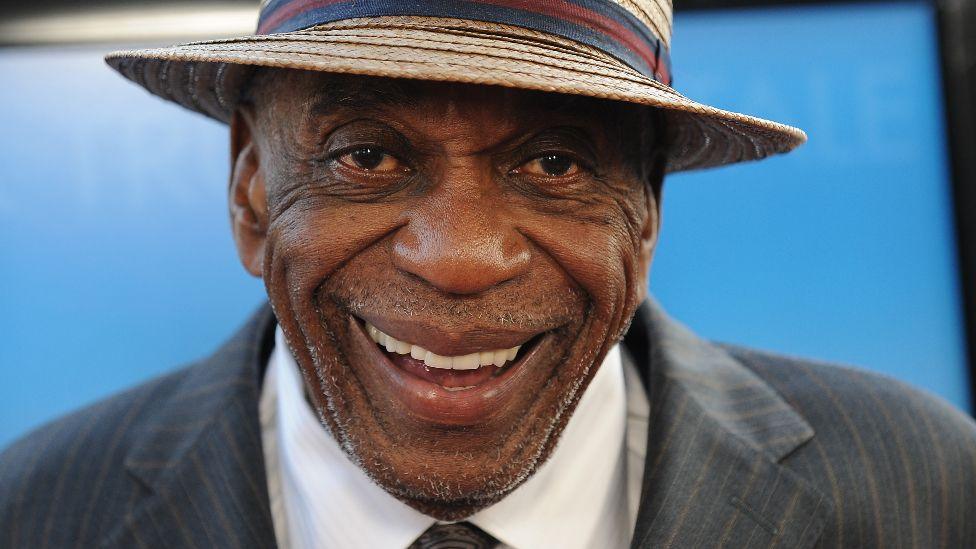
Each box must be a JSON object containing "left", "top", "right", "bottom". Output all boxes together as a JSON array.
[{"left": 260, "top": 327, "right": 649, "bottom": 549}]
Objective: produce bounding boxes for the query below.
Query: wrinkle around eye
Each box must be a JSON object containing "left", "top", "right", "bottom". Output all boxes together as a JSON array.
[
  {"left": 514, "top": 155, "right": 581, "bottom": 178},
  {"left": 502, "top": 164, "right": 635, "bottom": 216},
  {"left": 268, "top": 158, "right": 416, "bottom": 208},
  {"left": 336, "top": 148, "right": 410, "bottom": 174}
]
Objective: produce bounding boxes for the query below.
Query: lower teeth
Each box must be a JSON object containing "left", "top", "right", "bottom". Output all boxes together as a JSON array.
[{"left": 444, "top": 385, "right": 476, "bottom": 391}]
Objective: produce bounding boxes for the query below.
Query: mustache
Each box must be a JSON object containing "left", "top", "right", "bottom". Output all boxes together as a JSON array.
[{"left": 320, "top": 269, "right": 588, "bottom": 334}]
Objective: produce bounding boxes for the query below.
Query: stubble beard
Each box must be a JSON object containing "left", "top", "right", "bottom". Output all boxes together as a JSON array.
[{"left": 268, "top": 272, "right": 625, "bottom": 520}]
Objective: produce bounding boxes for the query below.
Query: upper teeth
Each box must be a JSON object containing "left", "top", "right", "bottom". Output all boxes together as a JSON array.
[{"left": 366, "top": 323, "right": 520, "bottom": 371}]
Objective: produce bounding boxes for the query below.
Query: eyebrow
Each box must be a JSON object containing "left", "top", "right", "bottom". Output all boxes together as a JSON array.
[
  {"left": 308, "top": 78, "right": 418, "bottom": 118},
  {"left": 299, "top": 75, "right": 657, "bottom": 167}
]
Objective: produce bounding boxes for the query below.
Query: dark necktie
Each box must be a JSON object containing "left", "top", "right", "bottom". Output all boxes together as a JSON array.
[{"left": 408, "top": 521, "right": 500, "bottom": 549}]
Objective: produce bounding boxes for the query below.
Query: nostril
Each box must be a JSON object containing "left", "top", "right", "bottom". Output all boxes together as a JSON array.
[
  {"left": 391, "top": 196, "right": 532, "bottom": 294},
  {"left": 391, "top": 231, "right": 530, "bottom": 295}
]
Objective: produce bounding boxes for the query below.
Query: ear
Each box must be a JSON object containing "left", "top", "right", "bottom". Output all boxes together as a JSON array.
[
  {"left": 635, "top": 154, "right": 664, "bottom": 303},
  {"left": 229, "top": 107, "right": 269, "bottom": 278}
]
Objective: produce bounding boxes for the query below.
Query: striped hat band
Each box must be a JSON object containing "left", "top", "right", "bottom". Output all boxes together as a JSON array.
[{"left": 256, "top": 0, "right": 674, "bottom": 85}]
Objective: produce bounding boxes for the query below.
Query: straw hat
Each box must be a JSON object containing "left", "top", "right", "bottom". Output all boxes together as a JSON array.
[{"left": 105, "top": 1, "right": 806, "bottom": 172}]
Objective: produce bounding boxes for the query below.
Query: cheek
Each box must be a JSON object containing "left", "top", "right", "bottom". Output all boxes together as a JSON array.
[
  {"left": 515, "top": 203, "right": 644, "bottom": 328},
  {"left": 262, "top": 199, "right": 403, "bottom": 329}
]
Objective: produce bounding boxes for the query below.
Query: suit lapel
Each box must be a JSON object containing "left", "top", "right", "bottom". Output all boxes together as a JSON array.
[
  {"left": 102, "top": 306, "right": 278, "bottom": 549},
  {"left": 626, "top": 300, "right": 833, "bottom": 548}
]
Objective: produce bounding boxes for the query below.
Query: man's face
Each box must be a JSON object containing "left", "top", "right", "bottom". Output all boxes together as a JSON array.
[{"left": 230, "top": 70, "right": 662, "bottom": 519}]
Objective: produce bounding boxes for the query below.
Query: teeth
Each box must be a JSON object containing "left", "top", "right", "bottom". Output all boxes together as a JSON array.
[
  {"left": 410, "top": 345, "right": 426, "bottom": 360},
  {"left": 424, "top": 350, "right": 451, "bottom": 369},
  {"left": 492, "top": 349, "right": 508, "bottom": 366},
  {"left": 365, "top": 322, "right": 522, "bottom": 371},
  {"left": 453, "top": 353, "right": 481, "bottom": 370}
]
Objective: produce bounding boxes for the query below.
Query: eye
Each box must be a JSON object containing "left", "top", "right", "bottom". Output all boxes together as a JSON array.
[
  {"left": 513, "top": 154, "right": 581, "bottom": 178},
  {"left": 336, "top": 147, "right": 409, "bottom": 174}
]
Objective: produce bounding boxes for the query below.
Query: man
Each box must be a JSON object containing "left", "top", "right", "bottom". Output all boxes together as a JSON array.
[{"left": 2, "top": 2, "right": 974, "bottom": 548}]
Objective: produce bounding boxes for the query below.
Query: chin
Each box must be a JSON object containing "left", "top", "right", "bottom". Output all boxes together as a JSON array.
[{"left": 268, "top": 263, "right": 627, "bottom": 518}]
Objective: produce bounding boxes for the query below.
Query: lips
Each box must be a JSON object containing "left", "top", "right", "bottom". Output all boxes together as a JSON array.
[
  {"left": 361, "top": 320, "right": 534, "bottom": 389},
  {"left": 367, "top": 322, "right": 521, "bottom": 370},
  {"left": 346, "top": 314, "right": 552, "bottom": 424}
]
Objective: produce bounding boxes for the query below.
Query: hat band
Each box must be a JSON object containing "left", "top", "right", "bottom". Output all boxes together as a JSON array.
[{"left": 257, "top": 0, "right": 672, "bottom": 85}]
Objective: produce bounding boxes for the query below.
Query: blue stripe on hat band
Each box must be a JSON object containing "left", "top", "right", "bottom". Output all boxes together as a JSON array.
[{"left": 256, "top": 0, "right": 672, "bottom": 84}]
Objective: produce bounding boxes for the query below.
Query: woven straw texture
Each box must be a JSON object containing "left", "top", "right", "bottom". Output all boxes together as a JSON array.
[{"left": 105, "top": 16, "right": 806, "bottom": 172}]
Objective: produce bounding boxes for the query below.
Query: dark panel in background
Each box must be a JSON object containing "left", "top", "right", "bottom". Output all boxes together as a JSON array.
[{"left": 937, "top": 0, "right": 976, "bottom": 418}]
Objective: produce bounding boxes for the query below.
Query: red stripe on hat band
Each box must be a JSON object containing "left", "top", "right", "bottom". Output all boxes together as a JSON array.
[
  {"left": 478, "top": 0, "right": 660, "bottom": 77},
  {"left": 258, "top": 0, "right": 343, "bottom": 34}
]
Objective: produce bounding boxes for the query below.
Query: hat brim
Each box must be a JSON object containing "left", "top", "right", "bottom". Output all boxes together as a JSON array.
[{"left": 105, "top": 16, "right": 805, "bottom": 172}]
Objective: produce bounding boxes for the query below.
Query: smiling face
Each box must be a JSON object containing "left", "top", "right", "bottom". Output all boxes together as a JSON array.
[{"left": 229, "top": 69, "right": 665, "bottom": 519}]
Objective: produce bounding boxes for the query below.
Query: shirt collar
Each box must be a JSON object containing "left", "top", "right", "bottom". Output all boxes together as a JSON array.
[
  {"left": 262, "top": 327, "right": 631, "bottom": 549},
  {"left": 467, "top": 344, "right": 631, "bottom": 549}
]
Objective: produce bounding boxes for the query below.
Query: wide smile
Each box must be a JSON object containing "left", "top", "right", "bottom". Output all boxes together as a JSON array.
[
  {"left": 365, "top": 320, "right": 536, "bottom": 389},
  {"left": 347, "top": 313, "right": 553, "bottom": 425}
]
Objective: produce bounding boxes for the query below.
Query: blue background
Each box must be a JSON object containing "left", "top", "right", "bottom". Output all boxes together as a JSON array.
[{"left": 0, "top": 1, "right": 969, "bottom": 447}]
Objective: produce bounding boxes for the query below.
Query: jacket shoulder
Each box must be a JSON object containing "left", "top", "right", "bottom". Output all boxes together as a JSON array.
[
  {"left": 724, "top": 345, "right": 976, "bottom": 548},
  {"left": 0, "top": 305, "right": 274, "bottom": 548},
  {"left": 0, "top": 363, "right": 197, "bottom": 547}
]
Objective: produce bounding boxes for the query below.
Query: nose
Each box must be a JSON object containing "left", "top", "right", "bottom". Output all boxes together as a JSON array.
[{"left": 392, "top": 189, "right": 531, "bottom": 295}]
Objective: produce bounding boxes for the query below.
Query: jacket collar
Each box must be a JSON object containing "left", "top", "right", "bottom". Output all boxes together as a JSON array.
[
  {"left": 626, "top": 299, "right": 831, "bottom": 548},
  {"left": 106, "top": 305, "right": 278, "bottom": 549},
  {"left": 108, "top": 300, "right": 830, "bottom": 548}
]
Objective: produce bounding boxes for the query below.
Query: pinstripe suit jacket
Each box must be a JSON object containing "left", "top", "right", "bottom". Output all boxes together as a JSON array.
[{"left": 2, "top": 301, "right": 975, "bottom": 548}]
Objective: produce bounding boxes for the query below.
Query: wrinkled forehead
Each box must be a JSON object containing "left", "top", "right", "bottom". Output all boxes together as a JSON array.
[{"left": 245, "top": 68, "right": 654, "bottom": 134}]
